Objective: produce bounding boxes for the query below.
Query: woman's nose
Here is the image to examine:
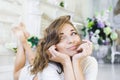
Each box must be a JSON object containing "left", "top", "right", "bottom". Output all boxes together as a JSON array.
[{"left": 67, "top": 37, "right": 74, "bottom": 44}]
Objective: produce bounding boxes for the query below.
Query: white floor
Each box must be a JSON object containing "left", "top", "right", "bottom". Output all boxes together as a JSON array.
[
  {"left": 0, "top": 65, "right": 14, "bottom": 80},
  {"left": 97, "top": 64, "right": 120, "bottom": 80},
  {"left": 0, "top": 64, "right": 120, "bottom": 80}
]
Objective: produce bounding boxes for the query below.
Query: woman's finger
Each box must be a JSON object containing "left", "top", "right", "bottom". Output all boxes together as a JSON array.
[
  {"left": 50, "top": 45, "right": 61, "bottom": 57},
  {"left": 48, "top": 46, "right": 56, "bottom": 57}
]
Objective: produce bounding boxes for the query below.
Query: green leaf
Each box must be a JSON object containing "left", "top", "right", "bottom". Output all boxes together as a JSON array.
[{"left": 60, "top": 1, "right": 64, "bottom": 7}]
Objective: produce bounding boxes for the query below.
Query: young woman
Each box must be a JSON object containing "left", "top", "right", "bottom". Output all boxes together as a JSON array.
[{"left": 13, "top": 15, "right": 98, "bottom": 80}]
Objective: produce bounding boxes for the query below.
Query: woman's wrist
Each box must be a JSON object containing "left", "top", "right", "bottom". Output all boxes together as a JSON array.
[
  {"left": 62, "top": 57, "right": 71, "bottom": 67},
  {"left": 72, "top": 57, "right": 83, "bottom": 65}
]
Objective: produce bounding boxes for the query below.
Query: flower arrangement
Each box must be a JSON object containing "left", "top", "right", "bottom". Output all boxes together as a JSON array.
[
  {"left": 5, "top": 36, "right": 39, "bottom": 53},
  {"left": 82, "top": 8, "right": 118, "bottom": 46}
]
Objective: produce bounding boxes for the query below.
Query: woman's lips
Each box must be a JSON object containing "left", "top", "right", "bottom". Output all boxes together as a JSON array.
[{"left": 68, "top": 45, "right": 77, "bottom": 50}]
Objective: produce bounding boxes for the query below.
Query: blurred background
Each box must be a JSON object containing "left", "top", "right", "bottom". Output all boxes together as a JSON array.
[{"left": 0, "top": 0, "right": 120, "bottom": 80}]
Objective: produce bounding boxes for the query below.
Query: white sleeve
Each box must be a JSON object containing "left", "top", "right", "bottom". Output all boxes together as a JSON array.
[
  {"left": 40, "top": 63, "right": 63, "bottom": 80},
  {"left": 82, "top": 56, "right": 98, "bottom": 80}
]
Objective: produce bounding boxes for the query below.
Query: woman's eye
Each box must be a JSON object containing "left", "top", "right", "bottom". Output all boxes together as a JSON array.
[{"left": 71, "top": 32, "right": 77, "bottom": 35}]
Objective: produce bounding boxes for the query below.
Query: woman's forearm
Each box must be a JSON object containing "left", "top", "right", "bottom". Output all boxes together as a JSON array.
[
  {"left": 63, "top": 59, "right": 75, "bottom": 80},
  {"left": 72, "top": 59, "right": 85, "bottom": 80}
]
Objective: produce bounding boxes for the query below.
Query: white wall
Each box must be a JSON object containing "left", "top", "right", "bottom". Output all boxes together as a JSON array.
[{"left": 0, "top": 0, "right": 22, "bottom": 79}]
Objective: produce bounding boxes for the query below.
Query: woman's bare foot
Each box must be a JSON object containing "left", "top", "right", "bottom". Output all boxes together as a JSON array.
[
  {"left": 19, "top": 23, "right": 30, "bottom": 39},
  {"left": 12, "top": 27, "right": 26, "bottom": 43},
  {"left": 12, "top": 23, "right": 35, "bottom": 65}
]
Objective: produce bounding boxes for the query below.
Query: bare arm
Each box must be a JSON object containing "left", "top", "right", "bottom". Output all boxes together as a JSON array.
[
  {"left": 48, "top": 45, "right": 75, "bottom": 80},
  {"left": 63, "top": 58, "right": 75, "bottom": 80},
  {"left": 72, "top": 40, "right": 93, "bottom": 80},
  {"left": 72, "top": 59, "right": 85, "bottom": 80}
]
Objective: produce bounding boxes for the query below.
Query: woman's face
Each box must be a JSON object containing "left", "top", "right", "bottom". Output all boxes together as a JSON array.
[{"left": 56, "top": 23, "right": 82, "bottom": 56}]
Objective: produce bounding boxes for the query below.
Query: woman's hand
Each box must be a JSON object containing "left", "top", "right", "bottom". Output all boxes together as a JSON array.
[
  {"left": 48, "top": 45, "right": 70, "bottom": 65},
  {"left": 72, "top": 40, "right": 93, "bottom": 62}
]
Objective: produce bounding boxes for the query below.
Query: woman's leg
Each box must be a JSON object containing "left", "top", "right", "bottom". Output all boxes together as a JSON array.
[
  {"left": 21, "top": 40, "right": 35, "bottom": 65},
  {"left": 13, "top": 27, "right": 26, "bottom": 80},
  {"left": 19, "top": 23, "right": 35, "bottom": 65},
  {"left": 19, "top": 23, "right": 30, "bottom": 39},
  {"left": 13, "top": 24, "right": 35, "bottom": 80}
]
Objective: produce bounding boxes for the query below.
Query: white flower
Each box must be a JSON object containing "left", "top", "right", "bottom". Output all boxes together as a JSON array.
[
  {"left": 5, "top": 42, "right": 17, "bottom": 53},
  {"left": 5, "top": 42, "right": 17, "bottom": 49}
]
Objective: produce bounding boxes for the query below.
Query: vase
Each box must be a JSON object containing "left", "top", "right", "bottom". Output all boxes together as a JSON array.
[{"left": 94, "top": 45, "right": 110, "bottom": 63}]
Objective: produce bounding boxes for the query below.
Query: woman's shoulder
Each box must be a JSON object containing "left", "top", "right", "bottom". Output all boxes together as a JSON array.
[
  {"left": 85, "top": 56, "right": 97, "bottom": 63},
  {"left": 81, "top": 56, "right": 98, "bottom": 70},
  {"left": 81, "top": 57, "right": 98, "bottom": 80},
  {"left": 81, "top": 56, "right": 98, "bottom": 71},
  {"left": 84, "top": 56, "right": 97, "bottom": 63},
  {"left": 78, "top": 56, "right": 98, "bottom": 80}
]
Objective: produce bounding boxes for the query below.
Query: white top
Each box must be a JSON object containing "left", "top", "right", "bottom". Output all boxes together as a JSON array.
[{"left": 19, "top": 56, "right": 98, "bottom": 80}]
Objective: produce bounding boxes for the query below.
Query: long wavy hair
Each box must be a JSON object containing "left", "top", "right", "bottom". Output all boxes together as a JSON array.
[{"left": 31, "top": 15, "right": 74, "bottom": 74}]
